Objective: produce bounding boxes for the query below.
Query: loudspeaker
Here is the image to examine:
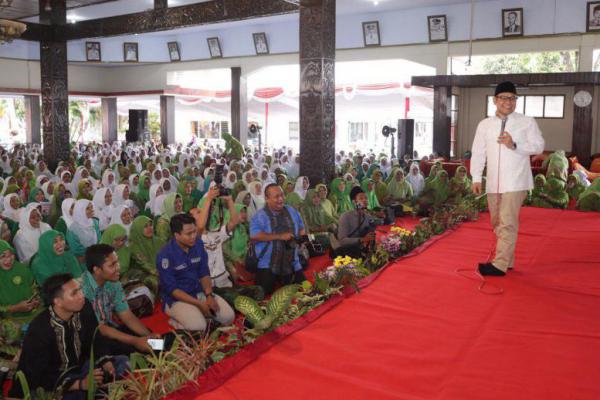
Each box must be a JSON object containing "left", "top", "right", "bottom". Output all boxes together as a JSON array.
[
  {"left": 126, "top": 109, "right": 148, "bottom": 143},
  {"left": 397, "top": 119, "right": 414, "bottom": 159}
]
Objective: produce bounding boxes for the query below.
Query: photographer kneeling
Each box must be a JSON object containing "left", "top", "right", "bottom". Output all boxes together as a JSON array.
[
  {"left": 332, "top": 186, "right": 377, "bottom": 259},
  {"left": 250, "top": 184, "right": 307, "bottom": 296}
]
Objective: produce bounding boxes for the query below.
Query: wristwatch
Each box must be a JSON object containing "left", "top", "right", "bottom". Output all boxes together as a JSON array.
[{"left": 205, "top": 292, "right": 215, "bottom": 298}]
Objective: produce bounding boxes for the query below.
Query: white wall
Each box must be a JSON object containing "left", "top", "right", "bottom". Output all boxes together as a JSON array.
[{"left": 1, "top": 0, "right": 599, "bottom": 64}]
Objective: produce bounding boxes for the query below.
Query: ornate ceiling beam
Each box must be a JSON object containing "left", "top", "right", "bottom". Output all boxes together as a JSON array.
[
  {"left": 17, "top": 22, "right": 55, "bottom": 42},
  {"left": 55, "top": 0, "right": 298, "bottom": 41}
]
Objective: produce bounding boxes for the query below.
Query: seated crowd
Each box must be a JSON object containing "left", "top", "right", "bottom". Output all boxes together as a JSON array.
[{"left": 0, "top": 141, "right": 597, "bottom": 397}]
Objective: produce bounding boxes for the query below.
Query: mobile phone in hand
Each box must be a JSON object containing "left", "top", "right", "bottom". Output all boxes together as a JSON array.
[{"left": 147, "top": 338, "right": 165, "bottom": 351}]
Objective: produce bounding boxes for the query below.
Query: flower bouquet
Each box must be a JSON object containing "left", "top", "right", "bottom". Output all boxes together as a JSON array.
[{"left": 318, "top": 256, "right": 370, "bottom": 291}]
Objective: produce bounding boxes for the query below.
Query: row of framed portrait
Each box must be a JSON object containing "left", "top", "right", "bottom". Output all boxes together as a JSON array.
[
  {"left": 363, "top": 2, "right": 600, "bottom": 47},
  {"left": 362, "top": 8, "right": 525, "bottom": 47},
  {"left": 85, "top": 32, "right": 270, "bottom": 62}
]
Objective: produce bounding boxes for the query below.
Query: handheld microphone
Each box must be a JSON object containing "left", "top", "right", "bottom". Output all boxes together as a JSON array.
[{"left": 499, "top": 117, "right": 508, "bottom": 139}]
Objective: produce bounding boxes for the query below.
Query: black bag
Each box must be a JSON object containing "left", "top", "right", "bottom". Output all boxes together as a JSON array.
[{"left": 245, "top": 242, "right": 270, "bottom": 274}]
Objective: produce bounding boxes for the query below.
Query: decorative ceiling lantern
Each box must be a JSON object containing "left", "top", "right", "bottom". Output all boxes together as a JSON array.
[{"left": 0, "top": 19, "right": 27, "bottom": 44}]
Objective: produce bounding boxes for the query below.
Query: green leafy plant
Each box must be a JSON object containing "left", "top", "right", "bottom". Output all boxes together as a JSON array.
[{"left": 234, "top": 285, "right": 300, "bottom": 331}]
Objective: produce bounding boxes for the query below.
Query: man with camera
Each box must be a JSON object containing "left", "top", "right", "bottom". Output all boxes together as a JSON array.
[
  {"left": 250, "top": 183, "right": 307, "bottom": 295},
  {"left": 334, "top": 186, "right": 377, "bottom": 259}
]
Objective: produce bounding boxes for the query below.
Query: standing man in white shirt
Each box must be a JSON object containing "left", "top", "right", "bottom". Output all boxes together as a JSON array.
[{"left": 470, "top": 81, "right": 545, "bottom": 276}]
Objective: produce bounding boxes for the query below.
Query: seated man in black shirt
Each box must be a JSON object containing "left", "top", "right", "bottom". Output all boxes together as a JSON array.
[
  {"left": 10, "top": 273, "right": 129, "bottom": 400},
  {"left": 333, "top": 187, "right": 377, "bottom": 259}
]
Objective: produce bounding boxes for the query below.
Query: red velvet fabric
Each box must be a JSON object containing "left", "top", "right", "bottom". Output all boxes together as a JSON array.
[{"left": 170, "top": 208, "right": 600, "bottom": 400}]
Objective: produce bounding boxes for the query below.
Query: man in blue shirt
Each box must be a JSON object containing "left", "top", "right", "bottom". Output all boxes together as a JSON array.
[
  {"left": 157, "top": 213, "right": 234, "bottom": 331},
  {"left": 250, "top": 183, "right": 307, "bottom": 295}
]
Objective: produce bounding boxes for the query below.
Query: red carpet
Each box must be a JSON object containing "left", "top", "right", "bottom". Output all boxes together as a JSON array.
[{"left": 193, "top": 208, "right": 600, "bottom": 400}]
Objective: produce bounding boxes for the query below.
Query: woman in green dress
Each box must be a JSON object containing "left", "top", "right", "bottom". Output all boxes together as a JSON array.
[
  {"left": 300, "top": 189, "right": 336, "bottom": 247},
  {"left": 528, "top": 174, "right": 548, "bottom": 207},
  {"left": 100, "top": 224, "right": 132, "bottom": 283},
  {"left": 328, "top": 178, "right": 353, "bottom": 215},
  {"left": 576, "top": 179, "right": 600, "bottom": 212},
  {"left": 316, "top": 183, "right": 338, "bottom": 220},
  {"left": 449, "top": 166, "right": 472, "bottom": 204},
  {"left": 386, "top": 168, "right": 413, "bottom": 205},
  {"left": 155, "top": 192, "right": 184, "bottom": 247},
  {"left": 129, "top": 216, "right": 161, "bottom": 295},
  {"left": 30, "top": 230, "right": 83, "bottom": 286},
  {"left": 566, "top": 173, "right": 586, "bottom": 202}
]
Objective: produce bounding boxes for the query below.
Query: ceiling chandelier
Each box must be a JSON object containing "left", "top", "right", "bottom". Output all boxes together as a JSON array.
[{"left": 0, "top": 19, "right": 27, "bottom": 44}]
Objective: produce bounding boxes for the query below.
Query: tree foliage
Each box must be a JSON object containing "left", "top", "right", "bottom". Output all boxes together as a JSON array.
[{"left": 481, "top": 51, "right": 578, "bottom": 74}]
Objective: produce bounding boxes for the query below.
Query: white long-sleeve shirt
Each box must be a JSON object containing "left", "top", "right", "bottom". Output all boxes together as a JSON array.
[{"left": 470, "top": 112, "right": 545, "bottom": 194}]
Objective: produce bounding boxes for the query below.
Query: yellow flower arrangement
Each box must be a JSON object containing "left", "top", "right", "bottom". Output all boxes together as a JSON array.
[
  {"left": 390, "top": 226, "right": 413, "bottom": 237},
  {"left": 333, "top": 255, "right": 359, "bottom": 267}
]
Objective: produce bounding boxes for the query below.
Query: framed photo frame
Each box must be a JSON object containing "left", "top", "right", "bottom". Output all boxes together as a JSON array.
[
  {"left": 253, "top": 32, "right": 269, "bottom": 55},
  {"left": 123, "top": 42, "right": 139, "bottom": 62},
  {"left": 587, "top": 1, "right": 600, "bottom": 32},
  {"left": 85, "top": 41, "right": 101, "bottom": 62},
  {"left": 502, "top": 8, "right": 523, "bottom": 37},
  {"left": 207, "top": 37, "right": 222, "bottom": 58},
  {"left": 167, "top": 41, "right": 180, "bottom": 62},
  {"left": 362, "top": 21, "right": 380, "bottom": 47},
  {"left": 427, "top": 15, "right": 447, "bottom": 42}
]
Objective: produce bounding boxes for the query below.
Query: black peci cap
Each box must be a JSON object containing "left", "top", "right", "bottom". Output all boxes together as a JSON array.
[{"left": 495, "top": 81, "right": 517, "bottom": 96}]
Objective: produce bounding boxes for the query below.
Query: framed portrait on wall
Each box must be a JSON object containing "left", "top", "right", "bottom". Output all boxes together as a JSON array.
[
  {"left": 168, "top": 42, "right": 180, "bottom": 62},
  {"left": 253, "top": 32, "right": 269, "bottom": 55},
  {"left": 207, "top": 37, "right": 222, "bottom": 58},
  {"left": 85, "top": 41, "right": 101, "bottom": 62},
  {"left": 362, "top": 21, "right": 381, "bottom": 47},
  {"left": 123, "top": 42, "right": 139, "bottom": 62},
  {"left": 427, "top": 15, "right": 447, "bottom": 42},
  {"left": 587, "top": 1, "right": 600, "bottom": 32},
  {"left": 502, "top": 8, "right": 523, "bottom": 37}
]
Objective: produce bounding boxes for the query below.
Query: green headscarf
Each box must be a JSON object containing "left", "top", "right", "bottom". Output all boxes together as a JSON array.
[
  {"left": 177, "top": 178, "right": 196, "bottom": 213},
  {"left": 430, "top": 170, "right": 450, "bottom": 205},
  {"left": 576, "top": 179, "right": 600, "bottom": 212},
  {"left": 329, "top": 178, "right": 353, "bottom": 214},
  {"left": 129, "top": 216, "right": 162, "bottom": 272},
  {"left": 197, "top": 197, "right": 231, "bottom": 231},
  {"left": 0, "top": 240, "right": 38, "bottom": 321},
  {"left": 30, "top": 230, "right": 83, "bottom": 286},
  {"left": 386, "top": 168, "right": 413, "bottom": 201},
  {"left": 161, "top": 193, "right": 181, "bottom": 220},
  {"left": 224, "top": 204, "right": 249, "bottom": 262},
  {"left": 300, "top": 189, "right": 336, "bottom": 230},
  {"left": 315, "top": 183, "right": 338, "bottom": 220},
  {"left": 100, "top": 224, "right": 131, "bottom": 275},
  {"left": 566, "top": 174, "right": 585, "bottom": 201},
  {"left": 27, "top": 187, "right": 45, "bottom": 205},
  {"left": 77, "top": 178, "right": 92, "bottom": 200},
  {"left": 137, "top": 175, "right": 151, "bottom": 203},
  {"left": 542, "top": 177, "right": 569, "bottom": 209},
  {"left": 361, "top": 179, "right": 381, "bottom": 210}
]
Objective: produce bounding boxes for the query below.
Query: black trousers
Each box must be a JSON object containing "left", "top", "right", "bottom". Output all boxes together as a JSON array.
[{"left": 256, "top": 269, "right": 306, "bottom": 296}]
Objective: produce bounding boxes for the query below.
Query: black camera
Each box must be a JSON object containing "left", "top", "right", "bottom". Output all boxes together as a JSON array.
[
  {"left": 285, "top": 234, "right": 310, "bottom": 250},
  {"left": 213, "top": 163, "right": 231, "bottom": 197}
]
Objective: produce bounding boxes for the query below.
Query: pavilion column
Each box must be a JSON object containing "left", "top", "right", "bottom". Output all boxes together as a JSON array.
[
  {"left": 24, "top": 95, "right": 41, "bottom": 144},
  {"left": 160, "top": 95, "right": 175, "bottom": 145},
  {"left": 432, "top": 85, "right": 452, "bottom": 158},
  {"left": 299, "top": 0, "right": 336, "bottom": 186},
  {"left": 154, "top": 0, "right": 168, "bottom": 9},
  {"left": 102, "top": 97, "right": 118, "bottom": 143},
  {"left": 231, "top": 67, "right": 248, "bottom": 146},
  {"left": 40, "top": 0, "right": 69, "bottom": 171},
  {"left": 572, "top": 84, "right": 594, "bottom": 167}
]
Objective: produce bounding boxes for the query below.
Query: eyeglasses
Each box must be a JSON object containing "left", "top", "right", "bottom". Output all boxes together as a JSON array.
[{"left": 495, "top": 95, "right": 518, "bottom": 102}]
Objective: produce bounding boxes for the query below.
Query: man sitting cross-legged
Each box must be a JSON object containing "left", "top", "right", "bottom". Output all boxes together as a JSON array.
[{"left": 81, "top": 243, "right": 160, "bottom": 355}]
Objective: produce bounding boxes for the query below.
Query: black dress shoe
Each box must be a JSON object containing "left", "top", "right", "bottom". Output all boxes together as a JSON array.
[{"left": 478, "top": 263, "right": 506, "bottom": 276}]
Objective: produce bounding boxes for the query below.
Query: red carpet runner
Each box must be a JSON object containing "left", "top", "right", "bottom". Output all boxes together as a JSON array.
[{"left": 188, "top": 208, "right": 600, "bottom": 400}]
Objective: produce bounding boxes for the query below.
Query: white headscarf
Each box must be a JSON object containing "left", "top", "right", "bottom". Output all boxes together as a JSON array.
[
  {"left": 13, "top": 203, "right": 51, "bottom": 263},
  {"left": 93, "top": 188, "right": 114, "bottom": 231},
  {"left": 247, "top": 181, "right": 265, "bottom": 219},
  {"left": 2, "top": 193, "right": 22, "bottom": 221},
  {"left": 102, "top": 169, "right": 116, "bottom": 191},
  {"left": 152, "top": 194, "right": 167, "bottom": 216},
  {"left": 112, "top": 184, "right": 131, "bottom": 207},
  {"left": 407, "top": 162, "right": 425, "bottom": 197},
  {"left": 61, "top": 198, "right": 76, "bottom": 228},
  {"left": 224, "top": 171, "right": 237, "bottom": 189},
  {"left": 109, "top": 205, "right": 132, "bottom": 235},
  {"left": 294, "top": 176, "right": 309, "bottom": 200},
  {"left": 146, "top": 184, "right": 163, "bottom": 211},
  {"left": 70, "top": 199, "right": 99, "bottom": 248}
]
